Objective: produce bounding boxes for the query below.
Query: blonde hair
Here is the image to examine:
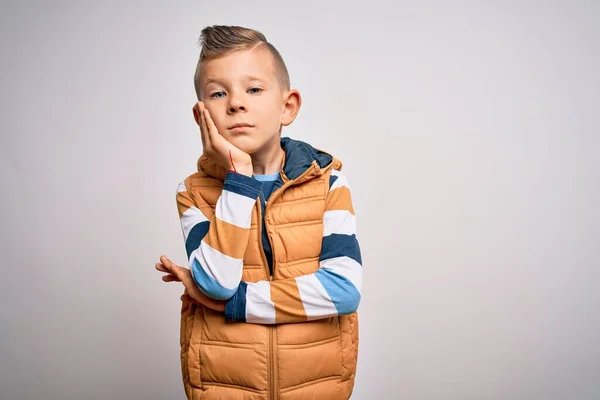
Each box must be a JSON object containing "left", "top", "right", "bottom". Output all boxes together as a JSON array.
[{"left": 193, "top": 25, "right": 290, "bottom": 100}]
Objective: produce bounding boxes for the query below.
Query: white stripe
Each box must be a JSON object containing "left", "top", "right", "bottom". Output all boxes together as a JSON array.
[
  {"left": 330, "top": 170, "right": 350, "bottom": 191},
  {"left": 246, "top": 281, "right": 276, "bottom": 324},
  {"left": 296, "top": 274, "right": 337, "bottom": 320},
  {"left": 190, "top": 242, "right": 243, "bottom": 290},
  {"left": 319, "top": 256, "right": 363, "bottom": 294},
  {"left": 323, "top": 210, "right": 356, "bottom": 236},
  {"left": 180, "top": 206, "right": 209, "bottom": 239},
  {"left": 215, "top": 189, "right": 255, "bottom": 228},
  {"left": 177, "top": 182, "right": 187, "bottom": 193}
]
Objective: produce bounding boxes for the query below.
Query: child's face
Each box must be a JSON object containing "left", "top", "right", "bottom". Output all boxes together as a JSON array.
[{"left": 197, "top": 47, "right": 296, "bottom": 155}]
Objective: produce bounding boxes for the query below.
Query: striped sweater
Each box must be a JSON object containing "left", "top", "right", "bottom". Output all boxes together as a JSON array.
[{"left": 176, "top": 164, "right": 362, "bottom": 324}]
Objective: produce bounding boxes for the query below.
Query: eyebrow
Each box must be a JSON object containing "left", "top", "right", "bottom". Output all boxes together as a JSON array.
[
  {"left": 203, "top": 77, "right": 224, "bottom": 87},
  {"left": 244, "top": 75, "right": 266, "bottom": 83},
  {"left": 203, "top": 75, "right": 267, "bottom": 87}
]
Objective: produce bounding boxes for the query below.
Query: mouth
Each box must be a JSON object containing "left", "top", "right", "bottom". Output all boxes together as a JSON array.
[{"left": 228, "top": 122, "right": 254, "bottom": 131}]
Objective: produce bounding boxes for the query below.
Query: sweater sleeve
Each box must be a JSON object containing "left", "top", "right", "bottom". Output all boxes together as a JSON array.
[
  {"left": 177, "top": 171, "right": 263, "bottom": 300},
  {"left": 224, "top": 168, "right": 363, "bottom": 324}
]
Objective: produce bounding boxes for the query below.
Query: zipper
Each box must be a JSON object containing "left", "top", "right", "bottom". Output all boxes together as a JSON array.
[
  {"left": 269, "top": 325, "right": 275, "bottom": 400},
  {"left": 256, "top": 196, "right": 276, "bottom": 400},
  {"left": 256, "top": 161, "right": 318, "bottom": 400}
]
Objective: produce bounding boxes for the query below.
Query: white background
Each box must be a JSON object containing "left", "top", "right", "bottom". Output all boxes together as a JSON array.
[{"left": 1, "top": 1, "right": 598, "bottom": 399}]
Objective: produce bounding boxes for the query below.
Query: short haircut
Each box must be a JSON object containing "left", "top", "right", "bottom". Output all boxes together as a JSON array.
[{"left": 193, "top": 25, "right": 290, "bottom": 100}]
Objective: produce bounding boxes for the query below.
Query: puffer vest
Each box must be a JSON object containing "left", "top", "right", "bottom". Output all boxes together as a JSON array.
[{"left": 179, "top": 137, "right": 359, "bottom": 400}]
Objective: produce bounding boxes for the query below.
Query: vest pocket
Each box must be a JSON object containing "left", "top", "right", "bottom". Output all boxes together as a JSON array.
[{"left": 338, "top": 312, "right": 359, "bottom": 381}]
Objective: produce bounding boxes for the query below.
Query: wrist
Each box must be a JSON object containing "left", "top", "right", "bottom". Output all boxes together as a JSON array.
[
  {"left": 233, "top": 165, "right": 253, "bottom": 177},
  {"left": 226, "top": 150, "right": 253, "bottom": 176}
]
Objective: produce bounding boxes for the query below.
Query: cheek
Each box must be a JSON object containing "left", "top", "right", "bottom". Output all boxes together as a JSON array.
[{"left": 256, "top": 98, "right": 283, "bottom": 125}]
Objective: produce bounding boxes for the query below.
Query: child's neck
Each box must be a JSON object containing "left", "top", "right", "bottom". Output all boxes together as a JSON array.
[{"left": 250, "top": 137, "right": 284, "bottom": 175}]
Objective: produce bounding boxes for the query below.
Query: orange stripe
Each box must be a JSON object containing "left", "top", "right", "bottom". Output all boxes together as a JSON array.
[
  {"left": 176, "top": 190, "right": 195, "bottom": 218},
  {"left": 271, "top": 279, "right": 307, "bottom": 324},
  {"left": 327, "top": 186, "right": 354, "bottom": 214},
  {"left": 202, "top": 217, "right": 249, "bottom": 259}
]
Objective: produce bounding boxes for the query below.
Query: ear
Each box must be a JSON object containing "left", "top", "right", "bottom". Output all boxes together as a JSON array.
[{"left": 280, "top": 89, "right": 302, "bottom": 127}]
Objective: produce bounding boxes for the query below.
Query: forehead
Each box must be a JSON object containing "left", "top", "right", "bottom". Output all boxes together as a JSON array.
[{"left": 200, "top": 47, "right": 278, "bottom": 85}]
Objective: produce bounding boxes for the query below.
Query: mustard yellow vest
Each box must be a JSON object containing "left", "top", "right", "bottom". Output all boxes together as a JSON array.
[{"left": 179, "top": 137, "right": 359, "bottom": 399}]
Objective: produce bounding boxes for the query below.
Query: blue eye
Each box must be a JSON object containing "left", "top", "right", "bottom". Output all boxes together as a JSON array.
[
  {"left": 248, "top": 88, "right": 262, "bottom": 94},
  {"left": 210, "top": 91, "right": 225, "bottom": 99}
]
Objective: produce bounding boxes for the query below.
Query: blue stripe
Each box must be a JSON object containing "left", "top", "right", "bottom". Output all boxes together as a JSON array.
[
  {"left": 224, "top": 172, "right": 263, "bottom": 199},
  {"left": 185, "top": 221, "right": 210, "bottom": 259},
  {"left": 191, "top": 258, "right": 237, "bottom": 300},
  {"left": 224, "top": 281, "right": 247, "bottom": 322},
  {"left": 320, "top": 234, "right": 362, "bottom": 265},
  {"left": 329, "top": 174, "right": 338, "bottom": 189},
  {"left": 315, "top": 268, "right": 361, "bottom": 315}
]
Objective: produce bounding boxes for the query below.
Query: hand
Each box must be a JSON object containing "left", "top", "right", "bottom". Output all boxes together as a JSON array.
[
  {"left": 155, "top": 255, "right": 226, "bottom": 312},
  {"left": 193, "top": 102, "right": 253, "bottom": 177}
]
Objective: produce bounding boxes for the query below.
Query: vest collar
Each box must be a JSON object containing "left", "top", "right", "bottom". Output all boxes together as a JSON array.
[{"left": 197, "top": 136, "right": 342, "bottom": 184}]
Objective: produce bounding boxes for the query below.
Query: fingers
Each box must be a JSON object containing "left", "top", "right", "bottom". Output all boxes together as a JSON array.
[
  {"left": 158, "top": 256, "right": 179, "bottom": 273},
  {"left": 203, "top": 108, "right": 220, "bottom": 139},
  {"left": 156, "top": 257, "right": 183, "bottom": 283},
  {"left": 162, "top": 274, "right": 181, "bottom": 282},
  {"left": 203, "top": 108, "right": 229, "bottom": 148},
  {"left": 195, "top": 102, "right": 210, "bottom": 150},
  {"left": 160, "top": 255, "right": 173, "bottom": 266},
  {"left": 199, "top": 104, "right": 211, "bottom": 148},
  {"left": 155, "top": 262, "right": 169, "bottom": 273},
  {"left": 203, "top": 108, "right": 233, "bottom": 166}
]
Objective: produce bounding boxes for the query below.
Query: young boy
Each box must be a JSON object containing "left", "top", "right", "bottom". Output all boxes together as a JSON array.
[{"left": 155, "top": 25, "right": 363, "bottom": 400}]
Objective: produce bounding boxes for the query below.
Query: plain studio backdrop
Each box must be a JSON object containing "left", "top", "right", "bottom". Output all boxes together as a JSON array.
[{"left": 1, "top": 1, "right": 598, "bottom": 399}]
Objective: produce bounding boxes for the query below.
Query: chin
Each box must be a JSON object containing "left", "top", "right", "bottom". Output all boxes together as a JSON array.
[{"left": 229, "top": 136, "right": 263, "bottom": 155}]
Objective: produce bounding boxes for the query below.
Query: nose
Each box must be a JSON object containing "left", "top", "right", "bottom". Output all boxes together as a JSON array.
[{"left": 227, "top": 91, "right": 247, "bottom": 114}]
